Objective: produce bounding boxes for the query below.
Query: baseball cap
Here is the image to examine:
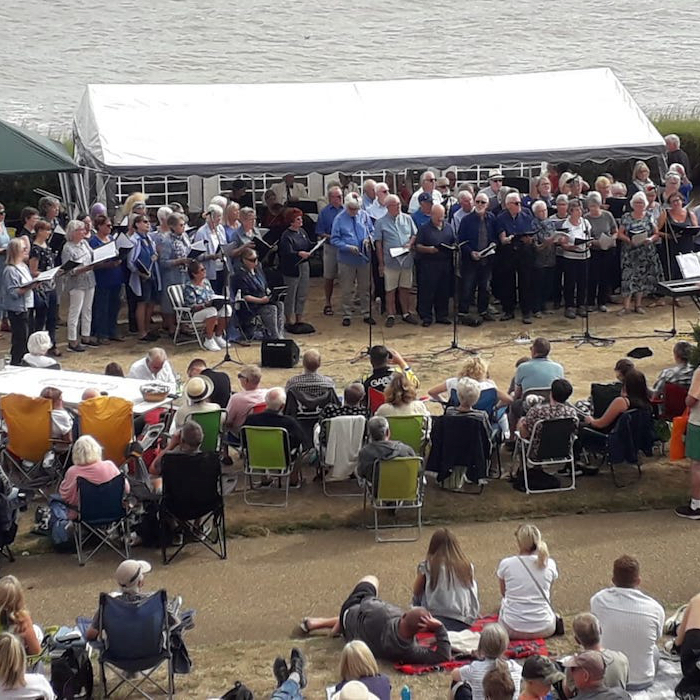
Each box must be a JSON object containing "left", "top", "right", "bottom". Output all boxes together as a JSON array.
[
  {"left": 418, "top": 192, "right": 433, "bottom": 204},
  {"left": 488, "top": 168, "right": 504, "bottom": 180},
  {"left": 115, "top": 560, "right": 152, "bottom": 589},
  {"left": 562, "top": 651, "right": 606, "bottom": 680},
  {"left": 521, "top": 655, "right": 565, "bottom": 684}
]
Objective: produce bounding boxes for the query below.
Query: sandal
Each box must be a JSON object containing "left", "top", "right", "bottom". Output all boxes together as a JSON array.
[
  {"left": 299, "top": 617, "right": 311, "bottom": 634},
  {"left": 323, "top": 305, "right": 334, "bottom": 316}
]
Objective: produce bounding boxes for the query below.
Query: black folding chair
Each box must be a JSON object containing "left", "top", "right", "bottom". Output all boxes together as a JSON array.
[
  {"left": 284, "top": 386, "right": 340, "bottom": 450},
  {"left": 159, "top": 452, "right": 226, "bottom": 564},
  {"left": 74, "top": 474, "right": 131, "bottom": 566},
  {"left": 96, "top": 589, "right": 174, "bottom": 699}
]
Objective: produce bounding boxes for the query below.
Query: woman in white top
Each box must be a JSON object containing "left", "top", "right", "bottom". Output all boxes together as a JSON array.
[
  {"left": 451, "top": 623, "right": 522, "bottom": 700},
  {"left": 497, "top": 524, "right": 559, "bottom": 639},
  {"left": 428, "top": 355, "right": 511, "bottom": 407},
  {"left": 413, "top": 528, "right": 480, "bottom": 631},
  {"left": 0, "top": 632, "right": 54, "bottom": 699},
  {"left": 559, "top": 198, "right": 592, "bottom": 320},
  {"left": 374, "top": 373, "right": 430, "bottom": 418}
]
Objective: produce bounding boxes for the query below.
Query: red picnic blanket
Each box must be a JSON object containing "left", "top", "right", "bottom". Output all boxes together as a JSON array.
[{"left": 394, "top": 614, "right": 549, "bottom": 675}]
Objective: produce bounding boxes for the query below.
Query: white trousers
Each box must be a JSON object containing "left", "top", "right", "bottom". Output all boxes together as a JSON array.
[{"left": 67, "top": 287, "right": 95, "bottom": 341}]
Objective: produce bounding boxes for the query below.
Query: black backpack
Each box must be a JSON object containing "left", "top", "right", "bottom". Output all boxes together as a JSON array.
[
  {"left": 50, "top": 646, "right": 94, "bottom": 700},
  {"left": 220, "top": 680, "right": 254, "bottom": 700}
]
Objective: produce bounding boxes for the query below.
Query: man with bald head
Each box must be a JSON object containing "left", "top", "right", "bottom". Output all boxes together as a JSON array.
[
  {"left": 415, "top": 204, "right": 455, "bottom": 327},
  {"left": 408, "top": 171, "right": 442, "bottom": 213},
  {"left": 285, "top": 348, "right": 336, "bottom": 396},
  {"left": 302, "top": 574, "right": 451, "bottom": 664}
]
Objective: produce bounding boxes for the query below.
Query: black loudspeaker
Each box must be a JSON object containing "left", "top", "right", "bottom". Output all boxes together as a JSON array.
[{"left": 261, "top": 339, "right": 300, "bottom": 368}]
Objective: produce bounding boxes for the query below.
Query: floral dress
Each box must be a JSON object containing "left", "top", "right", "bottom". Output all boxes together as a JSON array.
[{"left": 619, "top": 212, "right": 663, "bottom": 296}]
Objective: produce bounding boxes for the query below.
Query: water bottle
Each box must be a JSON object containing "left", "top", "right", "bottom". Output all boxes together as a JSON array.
[{"left": 400, "top": 685, "right": 411, "bottom": 700}]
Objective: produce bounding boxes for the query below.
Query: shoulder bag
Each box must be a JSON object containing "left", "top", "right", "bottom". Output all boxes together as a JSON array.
[{"left": 517, "top": 555, "right": 565, "bottom": 636}]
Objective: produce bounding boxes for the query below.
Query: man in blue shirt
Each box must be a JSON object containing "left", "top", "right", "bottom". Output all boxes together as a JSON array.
[
  {"left": 495, "top": 192, "right": 536, "bottom": 323},
  {"left": 412, "top": 192, "right": 433, "bottom": 229},
  {"left": 374, "top": 195, "right": 418, "bottom": 327},
  {"left": 317, "top": 186, "right": 344, "bottom": 315},
  {"left": 331, "top": 194, "right": 375, "bottom": 327}
]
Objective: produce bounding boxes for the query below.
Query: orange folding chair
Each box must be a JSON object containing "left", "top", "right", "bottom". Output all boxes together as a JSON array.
[{"left": 79, "top": 396, "right": 134, "bottom": 467}]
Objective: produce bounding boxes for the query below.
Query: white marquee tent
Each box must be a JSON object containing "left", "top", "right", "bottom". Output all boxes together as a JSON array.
[{"left": 73, "top": 68, "right": 665, "bottom": 177}]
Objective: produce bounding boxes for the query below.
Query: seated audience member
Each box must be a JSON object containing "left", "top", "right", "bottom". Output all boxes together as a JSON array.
[
  {"left": 104, "top": 361, "right": 124, "bottom": 377},
  {"left": 243, "top": 388, "right": 305, "bottom": 463},
  {"left": 333, "top": 640, "right": 391, "bottom": 700},
  {"left": 517, "top": 378, "right": 578, "bottom": 453},
  {"left": 302, "top": 574, "right": 451, "bottom": 664},
  {"left": 563, "top": 651, "right": 631, "bottom": 699},
  {"left": 444, "top": 377, "right": 491, "bottom": 426},
  {"left": 450, "top": 623, "right": 522, "bottom": 700},
  {"left": 497, "top": 524, "right": 559, "bottom": 639},
  {"left": 362, "top": 345, "right": 418, "bottom": 396},
  {"left": 356, "top": 416, "right": 415, "bottom": 484},
  {"left": 413, "top": 528, "right": 480, "bottom": 631},
  {"left": 563, "top": 613, "right": 629, "bottom": 696},
  {"left": 667, "top": 592, "right": 700, "bottom": 698},
  {"left": 614, "top": 358, "right": 635, "bottom": 382},
  {"left": 183, "top": 259, "right": 231, "bottom": 352},
  {"left": 187, "top": 357, "right": 231, "bottom": 409},
  {"left": 225, "top": 364, "right": 267, "bottom": 435},
  {"left": 171, "top": 375, "right": 220, "bottom": 433},
  {"left": 428, "top": 355, "right": 511, "bottom": 408},
  {"left": 128, "top": 347, "right": 177, "bottom": 390},
  {"left": 151, "top": 420, "right": 203, "bottom": 484},
  {"left": 319, "top": 382, "right": 366, "bottom": 443},
  {"left": 81, "top": 388, "right": 100, "bottom": 401},
  {"left": 482, "top": 663, "right": 517, "bottom": 700},
  {"left": 0, "top": 575, "right": 42, "bottom": 656},
  {"left": 0, "top": 632, "right": 54, "bottom": 699},
  {"left": 583, "top": 369, "right": 650, "bottom": 433},
  {"left": 22, "top": 330, "right": 59, "bottom": 369},
  {"left": 285, "top": 348, "right": 336, "bottom": 396},
  {"left": 590, "top": 555, "right": 664, "bottom": 691},
  {"left": 514, "top": 338, "right": 564, "bottom": 398},
  {"left": 519, "top": 655, "right": 565, "bottom": 700},
  {"left": 375, "top": 373, "right": 430, "bottom": 418},
  {"left": 651, "top": 340, "right": 693, "bottom": 399},
  {"left": 39, "top": 386, "right": 73, "bottom": 442},
  {"left": 270, "top": 647, "right": 307, "bottom": 699},
  {"left": 58, "top": 435, "right": 129, "bottom": 516}
]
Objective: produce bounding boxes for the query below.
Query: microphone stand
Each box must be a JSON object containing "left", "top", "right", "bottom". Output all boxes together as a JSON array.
[
  {"left": 214, "top": 247, "right": 243, "bottom": 368},
  {"left": 350, "top": 237, "right": 376, "bottom": 364}
]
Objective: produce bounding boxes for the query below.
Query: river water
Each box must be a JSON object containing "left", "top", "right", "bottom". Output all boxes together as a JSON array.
[{"left": 2, "top": 0, "right": 700, "bottom": 134}]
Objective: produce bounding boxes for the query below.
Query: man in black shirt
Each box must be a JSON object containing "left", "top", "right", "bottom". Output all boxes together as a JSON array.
[
  {"left": 243, "top": 387, "right": 304, "bottom": 454},
  {"left": 186, "top": 358, "right": 231, "bottom": 410},
  {"left": 665, "top": 134, "right": 692, "bottom": 175}
]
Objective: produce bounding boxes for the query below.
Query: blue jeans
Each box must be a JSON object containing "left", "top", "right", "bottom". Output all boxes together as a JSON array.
[
  {"left": 92, "top": 286, "right": 121, "bottom": 339},
  {"left": 271, "top": 678, "right": 302, "bottom": 699}
]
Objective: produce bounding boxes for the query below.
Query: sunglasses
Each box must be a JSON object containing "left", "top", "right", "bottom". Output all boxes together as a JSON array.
[
  {"left": 475, "top": 200, "right": 489, "bottom": 204},
  {"left": 426, "top": 178, "right": 436, "bottom": 182}
]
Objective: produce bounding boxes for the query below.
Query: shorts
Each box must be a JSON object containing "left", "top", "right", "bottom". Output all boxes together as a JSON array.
[
  {"left": 338, "top": 581, "right": 377, "bottom": 634},
  {"left": 687, "top": 423, "right": 700, "bottom": 461},
  {"left": 383, "top": 265, "right": 413, "bottom": 291},
  {"left": 323, "top": 242, "right": 338, "bottom": 280},
  {"left": 192, "top": 304, "right": 232, "bottom": 323},
  {"left": 136, "top": 278, "right": 160, "bottom": 303}
]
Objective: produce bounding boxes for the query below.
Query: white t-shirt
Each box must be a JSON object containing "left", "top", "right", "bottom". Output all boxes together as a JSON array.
[
  {"left": 457, "top": 658, "right": 522, "bottom": 700},
  {"left": 590, "top": 587, "right": 664, "bottom": 688},
  {"left": 446, "top": 377, "right": 496, "bottom": 398},
  {"left": 128, "top": 357, "right": 177, "bottom": 391},
  {"left": 1, "top": 673, "right": 56, "bottom": 699},
  {"left": 496, "top": 554, "right": 558, "bottom": 634},
  {"left": 560, "top": 217, "right": 592, "bottom": 260}
]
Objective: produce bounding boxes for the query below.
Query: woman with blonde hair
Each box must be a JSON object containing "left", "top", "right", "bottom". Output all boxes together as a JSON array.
[
  {"left": 333, "top": 640, "right": 390, "bottom": 699},
  {"left": 375, "top": 373, "right": 429, "bottom": 417},
  {"left": 496, "top": 524, "right": 559, "bottom": 639},
  {"left": 413, "top": 528, "right": 480, "bottom": 630},
  {"left": 0, "top": 576, "right": 42, "bottom": 656},
  {"left": 427, "top": 355, "right": 511, "bottom": 408},
  {"left": 631, "top": 161, "right": 655, "bottom": 194},
  {"left": 450, "top": 622, "right": 522, "bottom": 700},
  {"left": 0, "top": 633, "right": 53, "bottom": 699},
  {"left": 118, "top": 191, "right": 148, "bottom": 226}
]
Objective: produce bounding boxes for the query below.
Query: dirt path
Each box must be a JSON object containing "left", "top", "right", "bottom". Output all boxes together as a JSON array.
[{"left": 13, "top": 510, "right": 698, "bottom": 698}]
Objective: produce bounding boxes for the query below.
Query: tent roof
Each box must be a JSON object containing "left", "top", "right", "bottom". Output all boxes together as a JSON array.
[
  {"left": 0, "top": 118, "right": 78, "bottom": 175},
  {"left": 73, "top": 68, "right": 664, "bottom": 177}
]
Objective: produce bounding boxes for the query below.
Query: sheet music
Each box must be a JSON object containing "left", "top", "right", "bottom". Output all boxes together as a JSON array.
[
  {"left": 91, "top": 241, "right": 117, "bottom": 264},
  {"left": 115, "top": 232, "right": 134, "bottom": 250},
  {"left": 597, "top": 233, "right": 615, "bottom": 251},
  {"left": 389, "top": 246, "right": 409, "bottom": 258},
  {"left": 631, "top": 232, "right": 648, "bottom": 247},
  {"left": 676, "top": 253, "right": 700, "bottom": 279}
]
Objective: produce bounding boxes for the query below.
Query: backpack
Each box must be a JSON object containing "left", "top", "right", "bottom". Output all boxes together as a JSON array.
[
  {"left": 47, "top": 496, "right": 74, "bottom": 552},
  {"left": 50, "top": 646, "right": 94, "bottom": 700},
  {"left": 220, "top": 680, "right": 254, "bottom": 700}
]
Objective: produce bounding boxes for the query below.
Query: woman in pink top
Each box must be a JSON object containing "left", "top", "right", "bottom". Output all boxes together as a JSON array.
[{"left": 58, "top": 435, "right": 128, "bottom": 515}]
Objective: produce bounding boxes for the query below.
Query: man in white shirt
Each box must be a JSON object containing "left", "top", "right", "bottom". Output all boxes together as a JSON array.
[
  {"left": 127, "top": 347, "right": 177, "bottom": 391},
  {"left": 408, "top": 171, "right": 443, "bottom": 213},
  {"left": 271, "top": 174, "right": 308, "bottom": 205},
  {"left": 590, "top": 555, "right": 664, "bottom": 691}
]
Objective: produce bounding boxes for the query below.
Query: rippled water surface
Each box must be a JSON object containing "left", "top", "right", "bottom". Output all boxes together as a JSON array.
[{"left": 2, "top": 0, "right": 700, "bottom": 133}]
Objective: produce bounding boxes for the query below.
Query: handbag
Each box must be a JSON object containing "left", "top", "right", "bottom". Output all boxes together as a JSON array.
[
  {"left": 517, "top": 556, "right": 565, "bottom": 636},
  {"left": 670, "top": 408, "right": 690, "bottom": 461}
]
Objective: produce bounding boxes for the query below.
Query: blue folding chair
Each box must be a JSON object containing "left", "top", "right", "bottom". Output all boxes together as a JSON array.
[
  {"left": 74, "top": 474, "right": 131, "bottom": 566},
  {"left": 473, "top": 387, "right": 507, "bottom": 478},
  {"left": 96, "top": 589, "right": 174, "bottom": 699}
]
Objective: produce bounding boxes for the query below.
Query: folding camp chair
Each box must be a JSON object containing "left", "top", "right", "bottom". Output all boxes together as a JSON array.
[
  {"left": 367, "top": 387, "right": 386, "bottom": 415},
  {"left": 241, "top": 425, "right": 294, "bottom": 507},
  {"left": 385, "top": 414, "right": 430, "bottom": 456},
  {"left": 515, "top": 417, "right": 577, "bottom": 494},
  {"left": 590, "top": 382, "right": 622, "bottom": 419},
  {"left": 159, "top": 451, "right": 226, "bottom": 564},
  {"left": 187, "top": 409, "right": 226, "bottom": 453},
  {"left": 319, "top": 415, "right": 366, "bottom": 497},
  {"left": 74, "top": 474, "right": 131, "bottom": 566},
  {"left": 285, "top": 386, "right": 340, "bottom": 450},
  {"left": 0, "top": 393, "right": 68, "bottom": 492},
  {"left": 363, "top": 456, "right": 424, "bottom": 542},
  {"left": 97, "top": 589, "right": 174, "bottom": 699},
  {"left": 659, "top": 381, "right": 689, "bottom": 421},
  {"left": 169, "top": 283, "right": 206, "bottom": 348},
  {"left": 473, "top": 387, "right": 507, "bottom": 478}
]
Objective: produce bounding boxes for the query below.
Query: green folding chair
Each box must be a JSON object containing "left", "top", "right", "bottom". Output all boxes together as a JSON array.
[
  {"left": 188, "top": 409, "right": 226, "bottom": 453},
  {"left": 385, "top": 414, "right": 430, "bottom": 456},
  {"left": 364, "top": 456, "right": 424, "bottom": 542},
  {"left": 241, "top": 426, "right": 293, "bottom": 508}
]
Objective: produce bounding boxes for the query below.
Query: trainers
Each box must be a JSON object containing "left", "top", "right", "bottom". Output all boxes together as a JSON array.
[
  {"left": 576, "top": 306, "right": 586, "bottom": 317},
  {"left": 385, "top": 315, "right": 395, "bottom": 328},
  {"left": 522, "top": 314, "right": 533, "bottom": 324},
  {"left": 564, "top": 308, "right": 576, "bottom": 319},
  {"left": 500, "top": 312, "right": 515, "bottom": 321},
  {"left": 203, "top": 337, "right": 219, "bottom": 352},
  {"left": 482, "top": 312, "right": 497, "bottom": 322},
  {"left": 214, "top": 335, "right": 227, "bottom": 349},
  {"left": 290, "top": 647, "right": 307, "bottom": 689},
  {"left": 586, "top": 305, "right": 596, "bottom": 313},
  {"left": 598, "top": 305, "right": 608, "bottom": 313},
  {"left": 363, "top": 316, "right": 376, "bottom": 325},
  {"left": 660, "top": 639, "right": 681, "bottom": 662},
  {"left": 675, "top": 504, "right": 700, "bottom": 520},
  {"left": 273, "top": 657, "right": 289, "bottom": 687},
  {"left": 421, "top": 319, "right": 432, "bottom": 327},
  {"left": 402, "top": 313, "right": 419, "bottom": 325}
]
